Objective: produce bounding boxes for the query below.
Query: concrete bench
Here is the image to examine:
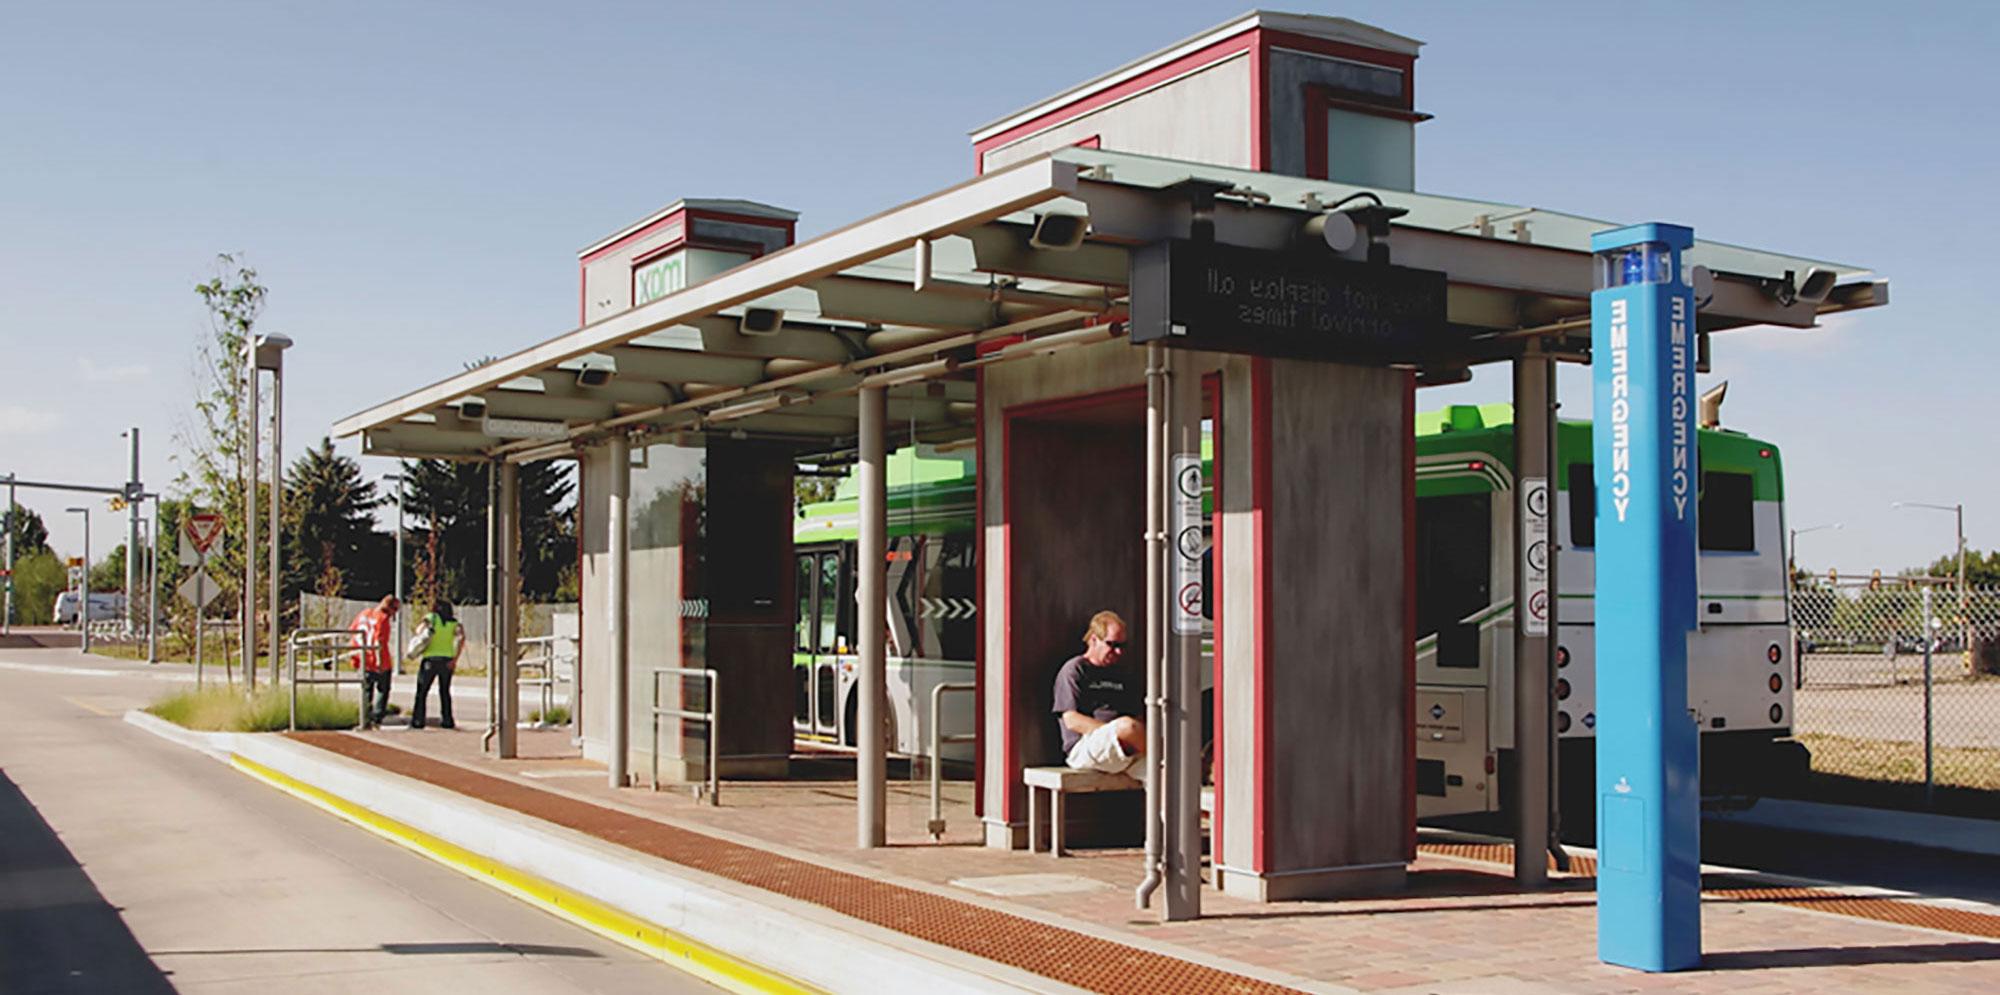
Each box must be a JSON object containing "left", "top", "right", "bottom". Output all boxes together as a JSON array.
[{"left": 1021, "top": 767, "right": 1141, "bottom": 856}]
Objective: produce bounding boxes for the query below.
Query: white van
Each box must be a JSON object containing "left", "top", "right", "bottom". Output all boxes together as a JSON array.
[{"left": 53, "top": 591, "right": 125, "bottom": 625}]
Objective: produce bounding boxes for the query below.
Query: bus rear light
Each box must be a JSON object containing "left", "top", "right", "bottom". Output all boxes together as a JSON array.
[
  {"left": 1557, "top": 711, "right": 1572, "bottom": 733},
  {"left": 1769, "top": 673, "right": 1783, "bottom": 693},
  {"left": 1758, "top": 448, "right": 1772, "bottom": 458},
  {"left": 1555, "top": 678, "right": 1571, "bottom": 700},
  {"left": 1769, "top": 703, "right": 1784, "bottom": 723},
  {"left": 1556, "top": 645, "right": 1570, "bottom": 669},
  {"left": 1767, "top": 642, "right": 1783, "bottom": 664},
  {"left": 1468, "top": 460, "right": 1485, "bottom": 471},
  {"left": 1484, "top": 754, "right": 1496, "bottom": 774}
]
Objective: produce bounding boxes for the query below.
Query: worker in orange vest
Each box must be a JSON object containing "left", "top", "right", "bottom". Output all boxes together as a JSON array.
[{"left": 349, "top": 595, "right": 400, "bottom": 728}]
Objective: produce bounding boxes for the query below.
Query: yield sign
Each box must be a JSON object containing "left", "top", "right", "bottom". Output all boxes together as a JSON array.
[{"left": 184, "top": 513, "right": 225, "bottom": 554}]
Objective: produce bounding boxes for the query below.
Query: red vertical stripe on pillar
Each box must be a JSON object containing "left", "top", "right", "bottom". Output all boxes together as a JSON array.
[{"left": 974, "top": 370, "right": 986, "bottom": 820}]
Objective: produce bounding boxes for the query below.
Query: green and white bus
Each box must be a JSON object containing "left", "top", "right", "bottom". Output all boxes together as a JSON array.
[
  {"left": 792, "top": 405, "right": 1805, "bottom": 815},
  {"left": 792, "top": 448, "right": 979, "bottom": 761},
  {"left": 1416, "top": 403, "right": 1803, "bottom": 821}
]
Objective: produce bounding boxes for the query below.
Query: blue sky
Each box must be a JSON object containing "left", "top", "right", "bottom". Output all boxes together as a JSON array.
[{"left": 3, "top": 0, "right": 1995, "bottom": 571}]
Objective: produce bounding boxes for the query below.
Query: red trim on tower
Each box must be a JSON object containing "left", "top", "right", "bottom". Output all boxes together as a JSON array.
[
  {"left": 1402, "top": 371, "right": 1418, "bottom": 859},
  {"left": 972, "top": 32, "right": 1257, "bottom": 168},
  {"left": 580, "top": 210, "right": 689, "bottom": 267},
  {"left": 1249, "top": 356, "right": 1273, "bottom": 872},
  {"left": 1250, "top": 34, "right": 1269, "bottom": 171}
]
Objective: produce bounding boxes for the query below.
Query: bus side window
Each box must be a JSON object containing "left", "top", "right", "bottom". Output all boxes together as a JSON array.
[
  {"left": 817, "top": 552, "right": 841, "bottom": 654},
  {"left": 1698, "top": 471, "right": 1756, "bottom": 552},
  {"left": 1567, "top": 463, "right": 1595, "bottom": 549},
  {"left": 1416, "top": 493, "right": 1489, "bottom": 669}
]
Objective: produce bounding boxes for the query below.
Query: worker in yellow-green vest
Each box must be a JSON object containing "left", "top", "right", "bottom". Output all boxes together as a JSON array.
[{"left": 405, "top": 601, "right": 466, "bottom": 729}]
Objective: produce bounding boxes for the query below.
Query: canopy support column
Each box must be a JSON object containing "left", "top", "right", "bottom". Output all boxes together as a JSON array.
[
  {"left": 857, "top": 385, "right": 887, "bottom": 848},
  {"left": 1165, "top": 348, "right": 1204, "bottom": 920},
  {"left": 497, "top": 461, "right": 521, "bottom": 759},
  {"left": 1513, "top": 341, "right": 1557, "bottom": 888},
  {"left": 607, "top": 434, "right": 631, "bottom": 788}
]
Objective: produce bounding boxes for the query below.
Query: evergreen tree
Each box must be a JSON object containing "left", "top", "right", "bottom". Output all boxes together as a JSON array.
[
  {"left": 283, "top": 438, "right": 388, "bottom": 600},
  {"left": 5, "top": 503, "right": 50, "bottom": 557},
  {"left": 403, "top": 458, "right": 574, "bottom": 605}
]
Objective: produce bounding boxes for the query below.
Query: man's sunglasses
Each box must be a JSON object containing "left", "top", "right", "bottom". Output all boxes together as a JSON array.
[{"left": 1101, "top": 640, "right": 1127, "bottom": 650}]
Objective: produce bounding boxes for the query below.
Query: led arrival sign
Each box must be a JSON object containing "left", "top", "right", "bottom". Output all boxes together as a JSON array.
[{"left": 1129, "top": 240, "right": 1447, "bottom": 363}]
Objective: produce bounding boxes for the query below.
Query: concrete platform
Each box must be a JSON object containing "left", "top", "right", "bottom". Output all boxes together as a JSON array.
[{"left": 136, "top": 716, "right": 2000, "bottom": 994}]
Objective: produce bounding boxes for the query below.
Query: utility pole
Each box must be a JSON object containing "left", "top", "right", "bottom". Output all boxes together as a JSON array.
[
  {"left": 126, "top": 428, "right": 141, "bottom": 637},
  {"left": 4, "top": 474, "right": 15, "bottom": 635}
]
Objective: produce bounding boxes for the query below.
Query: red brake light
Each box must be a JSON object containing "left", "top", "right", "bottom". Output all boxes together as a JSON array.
[{"left": 1468, "top": 460, "right": 1485, "bottom": 471}]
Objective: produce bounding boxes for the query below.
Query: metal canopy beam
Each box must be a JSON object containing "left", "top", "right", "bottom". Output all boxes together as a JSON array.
[
  {"left": 1062, "top": 174, "right": 1851, "bottom": 332},
  {"left": 333, "top": 155, "right": 1075, "bottom": 441}
]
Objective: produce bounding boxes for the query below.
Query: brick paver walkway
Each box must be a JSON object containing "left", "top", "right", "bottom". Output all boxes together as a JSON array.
[{"left": 297, "top": 728, "right": 2000, "bottom": 994}]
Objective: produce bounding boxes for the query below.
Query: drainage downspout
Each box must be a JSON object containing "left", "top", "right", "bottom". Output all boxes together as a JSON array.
[{"left": 1135, "top": 342, "right": 1168, "bottom": 909}]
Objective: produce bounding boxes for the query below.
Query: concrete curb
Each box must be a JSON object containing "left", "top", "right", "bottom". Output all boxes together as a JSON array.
[
  {"left": 125, "top": 717, "right": 1093, "bottom": 995},
  {"left": 121, "top": 708, "right": 238, "bottom": 759},
  {"left": 1708, "top": 798, "right": 2000, "bottom": 859}
]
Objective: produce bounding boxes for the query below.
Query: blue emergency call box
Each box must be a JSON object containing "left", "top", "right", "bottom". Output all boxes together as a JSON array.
[{"left": 1589, "top": 222, "right": 1702, "bottom": 972}]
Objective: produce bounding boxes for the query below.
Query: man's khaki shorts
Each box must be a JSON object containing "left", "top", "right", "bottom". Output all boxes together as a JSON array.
[{"left": 1065, "top": 721, "right": 1138, "bottom": 774}]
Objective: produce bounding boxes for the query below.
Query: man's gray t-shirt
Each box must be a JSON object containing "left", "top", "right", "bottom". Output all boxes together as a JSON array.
[{"left": 1051, "top": 654, "right": 1140, "bottom": 753}]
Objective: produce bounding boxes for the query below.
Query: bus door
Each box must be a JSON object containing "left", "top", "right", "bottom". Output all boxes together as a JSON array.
[{"left": 793, "top": 545, "right": 848, "bottom": 741}]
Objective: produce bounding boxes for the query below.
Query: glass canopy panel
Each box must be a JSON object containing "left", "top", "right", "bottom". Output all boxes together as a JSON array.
[{"left": 1050, "top": 147, "right": 1869, "bottom": 280}]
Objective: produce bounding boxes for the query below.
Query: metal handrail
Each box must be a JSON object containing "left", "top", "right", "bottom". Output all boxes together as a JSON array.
[
  {"left": 927, "top": 681, "right": 977, "bottom": 840},
  {"left": 287, "top": 628, "right": 374, "bottom": 731},
  {"left": 515, "top": 634, "right": 576, "bottom": 725},
  {"left": 650, "top": 667, "right": 719, "bottom": 806}
]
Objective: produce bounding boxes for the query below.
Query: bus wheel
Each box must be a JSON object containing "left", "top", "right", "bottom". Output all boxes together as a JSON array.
[{"left": 843, "top": 694, "right": 896, "bottom": 752}]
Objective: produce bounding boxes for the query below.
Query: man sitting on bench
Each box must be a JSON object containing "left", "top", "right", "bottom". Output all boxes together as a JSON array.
[{"left": 1052, "top": 610, "right": 1144, "bottom": 775}]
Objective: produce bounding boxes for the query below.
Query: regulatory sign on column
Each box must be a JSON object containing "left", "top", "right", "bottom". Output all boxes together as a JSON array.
[
  {"left": 1170, "top": 453, "right": 1204, "bottom": 635},
  {"left": 1520, "top": 476, "right": 1550, "bottom": 636}
]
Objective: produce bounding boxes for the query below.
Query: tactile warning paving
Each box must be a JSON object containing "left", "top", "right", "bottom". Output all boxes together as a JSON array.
[
  {"left": 292, "top": 733, "right": 1301, "bottom": 994},
  {"left": 1417, "top": 841, "right": 2000, "bottom": 941}
]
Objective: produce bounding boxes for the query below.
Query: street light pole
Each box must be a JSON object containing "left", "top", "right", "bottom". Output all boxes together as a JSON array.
[
  {"left": 243, "top": 341, "right": 259, "bottom": 690},
  {"left": 67, "top": 507, "right": 90, "bottom": 654},
  {"left": 125, "top": 427, "right": 140, "bottom": 637},
  {"left": 243, "top": 333, "right": 293, "bottom": 691},
  {"left": 4, "top": 474, "right": 15, "bottom": 635},
  {"left": 385, "top": 468, "right": 406, "bottom": 659},
  {"left": 267, "top": 344, "right": 283, "bottom": 688},
  {"left": 1895, "top": 501, "right": 1970, "bottom": 671}
]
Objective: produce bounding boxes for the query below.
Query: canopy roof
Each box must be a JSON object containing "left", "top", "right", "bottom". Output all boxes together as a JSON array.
[{"left": 333, "top": 147, "right": 1886, "bottom": 463}]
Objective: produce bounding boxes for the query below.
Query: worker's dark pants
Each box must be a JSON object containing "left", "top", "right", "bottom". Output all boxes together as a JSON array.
[
  {"left": 412, "top": 658, "right": 454, "bottom": 728},
  {"left": 362, "top": 670, "right": 392, "bottom": 725}
]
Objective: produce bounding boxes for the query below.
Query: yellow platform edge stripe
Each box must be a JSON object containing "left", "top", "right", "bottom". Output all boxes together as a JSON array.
[{"left": 229, "top": 753, "right": 823, "bottom": 995}]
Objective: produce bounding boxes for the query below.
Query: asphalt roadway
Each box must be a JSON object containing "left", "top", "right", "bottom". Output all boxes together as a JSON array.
[{"left": 0, "top": 646, "right": 717, "bottom": 994}]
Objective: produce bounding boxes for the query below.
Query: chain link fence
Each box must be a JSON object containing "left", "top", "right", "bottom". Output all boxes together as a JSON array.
[{"left": 1790, "top": 578, "right": 2000, "bottom": 807}]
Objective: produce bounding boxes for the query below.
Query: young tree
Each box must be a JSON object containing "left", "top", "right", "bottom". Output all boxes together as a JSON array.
[{"left": 179, "top": 253, "right": 269, "bottom": 626}]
